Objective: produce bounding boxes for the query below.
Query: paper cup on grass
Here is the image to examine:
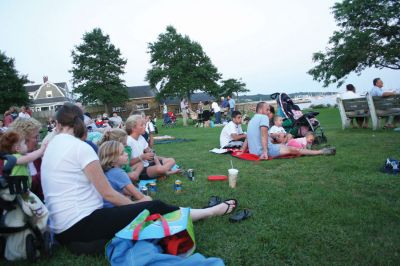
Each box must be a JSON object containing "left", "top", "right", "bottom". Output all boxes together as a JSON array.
[{"left": 228, "top": 168, "right": 238, "bottom": 188}]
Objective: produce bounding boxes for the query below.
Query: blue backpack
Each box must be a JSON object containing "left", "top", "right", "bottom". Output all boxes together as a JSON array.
[{"left": 382, "top": 158, "right": 399, "bottom": 175}]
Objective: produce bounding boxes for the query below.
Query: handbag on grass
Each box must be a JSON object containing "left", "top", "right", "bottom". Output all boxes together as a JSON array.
[{"left": 115, "top": 207, "right": 196, "bottom": 257}]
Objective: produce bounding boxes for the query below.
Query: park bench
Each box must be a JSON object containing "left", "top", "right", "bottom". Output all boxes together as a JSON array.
[
  {"left": 337, "top": 94, "right": 400, "bottom": 130},
  {"left": 337, "top": 97, "right": 369, "bottom": 129},
  {"left": 367, "top": 93, "right": 400, "bottom": 130}
]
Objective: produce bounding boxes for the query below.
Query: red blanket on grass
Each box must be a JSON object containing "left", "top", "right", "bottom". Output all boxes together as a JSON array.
[{"left": 231, "top": 151, "right": 302, "bottom": 161}]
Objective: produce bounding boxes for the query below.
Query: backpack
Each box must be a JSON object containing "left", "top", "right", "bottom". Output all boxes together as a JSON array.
[{"left": 381, "top": 158, "right": 399, "bottom": 175}]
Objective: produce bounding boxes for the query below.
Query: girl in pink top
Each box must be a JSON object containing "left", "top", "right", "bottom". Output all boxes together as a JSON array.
[{"left": 287, "top": 132, "right": 315, "bottom": 149}]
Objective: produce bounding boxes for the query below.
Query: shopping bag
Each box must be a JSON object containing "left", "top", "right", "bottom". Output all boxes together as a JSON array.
[{"left": 115, "top": 207, "right": 195, "bottom": 257}]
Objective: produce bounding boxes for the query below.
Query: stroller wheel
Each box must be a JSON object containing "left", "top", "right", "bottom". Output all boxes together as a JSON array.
[
  {"left": 26, "top": 234, "right": 37, "bottom": 262},
  {"left": 42, "top": 231, "right": 53, "bottom": 257}
]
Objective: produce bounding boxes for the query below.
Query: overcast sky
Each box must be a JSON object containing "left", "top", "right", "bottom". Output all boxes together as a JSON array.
[{"left": 1, "top": 0, "right": 398, "bottom": 95}]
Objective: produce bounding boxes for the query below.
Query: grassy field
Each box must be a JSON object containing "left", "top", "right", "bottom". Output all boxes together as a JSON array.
[{"left": 6, "top": 108, "right": 400, "bottom": 265}]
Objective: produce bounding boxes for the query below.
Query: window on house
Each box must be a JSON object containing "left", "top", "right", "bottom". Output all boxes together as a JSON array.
[
  {"left": 41, "top": 107, "right": 49, "bottom": 111},
  {"left": 136, "top": 103, "right": 149, "bottom": 110},
  {"left": 46, "top": 91, "right": 52, "bottom": 98}
]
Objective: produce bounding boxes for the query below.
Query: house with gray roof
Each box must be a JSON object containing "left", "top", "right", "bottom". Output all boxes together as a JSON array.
[{"left": 25, "top": 77, "right": 73, "bottom": 112}]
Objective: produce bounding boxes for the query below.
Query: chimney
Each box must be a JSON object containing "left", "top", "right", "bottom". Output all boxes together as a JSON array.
[{"left": 43, "top": 76, "right": 48, "bottom": 83}]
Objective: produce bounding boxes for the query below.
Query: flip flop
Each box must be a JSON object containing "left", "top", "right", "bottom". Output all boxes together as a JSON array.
[
  {"left": 222, "top": 199, "right": 238, "bottom": 215},
  {"left": 229, "top": 209, "right": 252, "bottom": 222},
  {"left": 204, "top": 196, "right": 222, "bottom": 208}
]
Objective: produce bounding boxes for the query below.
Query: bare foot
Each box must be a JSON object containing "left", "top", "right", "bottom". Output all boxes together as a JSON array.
[{"left": 210, "top": 200, "right": 237, "bottom": 216}]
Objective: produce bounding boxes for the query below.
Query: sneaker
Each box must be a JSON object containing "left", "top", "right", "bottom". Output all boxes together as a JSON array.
[{"left": 322, "top": 147, "right": 336, "bottom": 155}]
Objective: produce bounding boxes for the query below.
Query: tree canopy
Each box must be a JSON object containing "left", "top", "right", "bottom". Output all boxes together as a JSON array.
[
  {"left": 220, "top": 78, "right": 249, "bottom": 101},
  {"left": 308, "top": 0, "right": 400, "bottom": 87},
  {"left": 0, "top": 51, "right": 30, "bottom": 113},
  {"left": 70, "top": 28, "right": 128, "bottom": 112},
  {"left": 146, "top": 26, "right": 222, "bottom": 101}
]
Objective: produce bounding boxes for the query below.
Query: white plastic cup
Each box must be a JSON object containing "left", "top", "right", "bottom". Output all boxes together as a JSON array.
[{"left": 228, "top": 168, "right": 239, "bottom": 188}]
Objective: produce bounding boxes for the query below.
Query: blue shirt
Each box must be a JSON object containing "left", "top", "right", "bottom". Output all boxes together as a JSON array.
[
  {"left": 247, "top": 114, "right": 269, "bottom": 156},
  {"left": 221, "top": 99, "right": 229, "bottom": 108},
  {"left": 370, "top": 86, "right": 383, "bottom": 96},
  {"left": 103, "top": 168, "right": 132, "bottom": 208},
  {"left": 228, "top": 98, "right": 235, "bottom": 109}
]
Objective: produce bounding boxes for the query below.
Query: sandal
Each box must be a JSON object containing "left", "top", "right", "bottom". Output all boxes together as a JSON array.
[
  {"left": 204, "top": 196, "right": 221, "bottom": 208},
  {"left": 222, "top": 199, "right": 238, "bottom": 215},
  {"left": 229, "top": 209, "right": 252, "bottom": 222}
]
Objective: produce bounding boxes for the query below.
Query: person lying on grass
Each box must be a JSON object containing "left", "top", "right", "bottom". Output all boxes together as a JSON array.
[
  {"left": 98, "top": 140, "right": 151, "bottom": 207},
  {"left": 41, "top": 103, "right": 237, "bottom": 255},
  {"left": 97, "top": 128, "right": 143, "bottom": 183},
  {"left": 125, "top": 114, "right": 180, "bottom": 180},
  {"left": 243, "top": 102, "right": 336, "bottom": 159}
]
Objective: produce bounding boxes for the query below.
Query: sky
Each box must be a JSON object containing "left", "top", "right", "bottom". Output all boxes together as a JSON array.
[{"left": 1, "top": 0, "right": 399, "bottom": 95}]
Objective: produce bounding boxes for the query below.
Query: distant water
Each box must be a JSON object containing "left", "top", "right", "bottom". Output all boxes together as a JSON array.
[{"left": 297, "top": 95, "right": 338, "bottom": 109}]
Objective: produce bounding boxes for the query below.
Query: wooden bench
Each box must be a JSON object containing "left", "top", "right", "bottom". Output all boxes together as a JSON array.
[
  {"left": 367, "top": 93, "right": 400, "bottom": 130},
  {"left": 337, "top": 94, "right": 400, "bottom": 130},
  {"left": 337, "top": 97, "right": 369, "bottom": 129}
]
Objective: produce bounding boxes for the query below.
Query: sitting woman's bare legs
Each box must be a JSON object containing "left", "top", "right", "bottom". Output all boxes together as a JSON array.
[
  {"left": 190, "top": 200, "right": 236, "bottom": 222},
  {"left": 146, "top": 156, "right": 176, "bottom": 177}
]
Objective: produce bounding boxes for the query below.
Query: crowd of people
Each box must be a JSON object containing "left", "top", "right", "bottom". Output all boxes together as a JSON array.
[
  {"left": 339, "top": 78, "right": 399, "bottom": 129},
  {"left": 0, "top": 102, "right": 237, "bottom": 257},
  {"left": 0, "top": 77, "right": 397, "bottom": 259}
]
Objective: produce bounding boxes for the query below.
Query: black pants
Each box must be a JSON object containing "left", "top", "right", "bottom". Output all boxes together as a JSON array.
[{"left": 56, "top": 200, "right": 179, "bottom": 244}]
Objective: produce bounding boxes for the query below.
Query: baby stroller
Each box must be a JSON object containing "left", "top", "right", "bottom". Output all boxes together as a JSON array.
[
  {"left": 162, "top": 111, "right": 177, "bottom": 128},
  {"left": 0, "top": 153, "right": 53, "bottom": 262},
  {"left": 188, "top": 109, "right": 205, "bottom": 127},
  {"left": 270, "top": 93, "right": 327, "bottom": 144}
]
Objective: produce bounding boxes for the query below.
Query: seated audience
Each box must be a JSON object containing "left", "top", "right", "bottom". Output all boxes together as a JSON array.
[
  {"left": 340, "top": 84, "right": 369, "bottom": 128},
  {"left": 41, "top": 103, "right": 236, "bottom": 254},
  {"left": 125, "top": 115, "right": 180, "bottom": 180},
  {"left": 370, "top": 78, "right": 399, "bottom": 128},
  {"left": 269, "top": 115, "right": 292, "bottom": 144},
  {"left": 98, "top": 128, "right": 144, "bottom": 182},
  {"left": 245, "top": 102, "right": 335, "bottom": 159},
  {"left": 220, "top": 111, "right": 246, "bottom": 148},
  {"left": 98, "top": 140, "right": 151, "bottom": 208}
]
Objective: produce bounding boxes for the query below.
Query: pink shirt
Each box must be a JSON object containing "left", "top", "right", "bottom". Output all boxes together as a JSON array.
[{"left": 287, "top": 137, "right": 307, "bottom": 149}]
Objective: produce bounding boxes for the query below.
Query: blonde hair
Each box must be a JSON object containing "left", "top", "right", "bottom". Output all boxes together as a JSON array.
[
  {"left": 98, "top": 128, "right": 127, "bottom": 146},
  {"left": 8, "top": 117, "right": 42, "bottom": 140},
  {"left": 98, "top": 140, "right": 124, "bottom": 171},
  {"left": 125, "top": 115, "right": 144, "bottom": 135}
]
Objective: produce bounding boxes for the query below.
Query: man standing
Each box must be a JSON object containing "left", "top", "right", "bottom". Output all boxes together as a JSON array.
[
  {"left": 227, "top": 95, "right": 235, "bottom": 117},
  {"left": 180, "top": 98, "right": 189, "bottom": 126},
  {"left": 221, "top": 97, "right": 229, "bottom": 121},
  {"left": 211, "top": 100, "right": 221, "bottom": 124},
  {"left": 220, "top": 111, "right": 246, "bottom": 148},
  {"left": 370, "top": 78, "right": 399, "bottom": 128}
]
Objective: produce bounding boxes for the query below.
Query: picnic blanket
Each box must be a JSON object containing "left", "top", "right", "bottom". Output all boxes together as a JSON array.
[
  {"left": 231, "top": 151, "right": 302, "bottom": 161},
  {"left": 155, "top": 138, "right": 193, "bottom": 145}
]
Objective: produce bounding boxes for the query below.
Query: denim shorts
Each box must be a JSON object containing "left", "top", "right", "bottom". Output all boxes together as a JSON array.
[{"left": 268, "top": 143, "right": 281, "bottom": 157}]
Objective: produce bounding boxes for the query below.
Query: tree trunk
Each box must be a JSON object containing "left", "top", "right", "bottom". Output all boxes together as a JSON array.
[{"left": 104, "top": 103, "right": 109, "bottom": 114}]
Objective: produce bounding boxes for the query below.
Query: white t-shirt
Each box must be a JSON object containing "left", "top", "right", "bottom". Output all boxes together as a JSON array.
[
  {"left": 269, "top": 126, "right": 286, "bottom": 134},
  {"left": 127, "top": 135, "right": 149, "bottom": 167},
  {"left": 18, "top": 112, "right": 30, "bottom": 118},
  {"left": 340, "top": 91, "right": 360, "bottom": 99},
  {"left": 220, "top": 121, "right": 243, "bottom": 148},
  {"left": 146, "top": 121, "right": 155, "bottom": 134},
  {"left": 211, "top": 102, "right": 221, "bottom": 113},
  {"left": 41, "top": 133, "right": 102, "bottom": 234}
]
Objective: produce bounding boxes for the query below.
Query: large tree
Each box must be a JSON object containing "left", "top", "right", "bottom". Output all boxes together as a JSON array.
[
  {"left": 220, "top": 78, "right": 249, "bottom": 101},
  {"left": 146, "top": 26, "right": 222, "bottom": 101},
  {"left": 308, "top": 0, "right": 400, "bottom": 87},
  {"left": 0, "top": 51, "right": 30, "bottom": 113},
  {"left": 70, "top": 28, "right": 128, "bottom": 112}
]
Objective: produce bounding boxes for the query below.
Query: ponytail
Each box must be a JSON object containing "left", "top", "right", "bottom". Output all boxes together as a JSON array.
[{"left": 56, "top": 103, "right": 86, "bottom": 138}]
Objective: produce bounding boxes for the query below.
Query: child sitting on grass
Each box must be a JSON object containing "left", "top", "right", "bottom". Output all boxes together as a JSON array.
[
  {"left": 287, "top": 131, "right": 315, "bottom": 149},
  {"left": 98, "top": 129, "right": 144, "bottom": 182},
  {"left": 98, "top": 140, "right": 152, "bottom": 208},
  {"left": 125, "top": 114, "right": 180, "bottom": 180},
  {"left": 269, "top": 115, "right": 292, "bottom": 144}
]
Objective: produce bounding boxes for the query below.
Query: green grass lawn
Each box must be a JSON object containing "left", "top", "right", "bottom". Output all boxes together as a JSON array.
[{"left": 6, "top": 108, "right": 400, "bottom": 265}]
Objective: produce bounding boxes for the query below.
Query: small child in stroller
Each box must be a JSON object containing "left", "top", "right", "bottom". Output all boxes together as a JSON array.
[{"left": 0, "top": 131, "right": 51, "bottom": 261}]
